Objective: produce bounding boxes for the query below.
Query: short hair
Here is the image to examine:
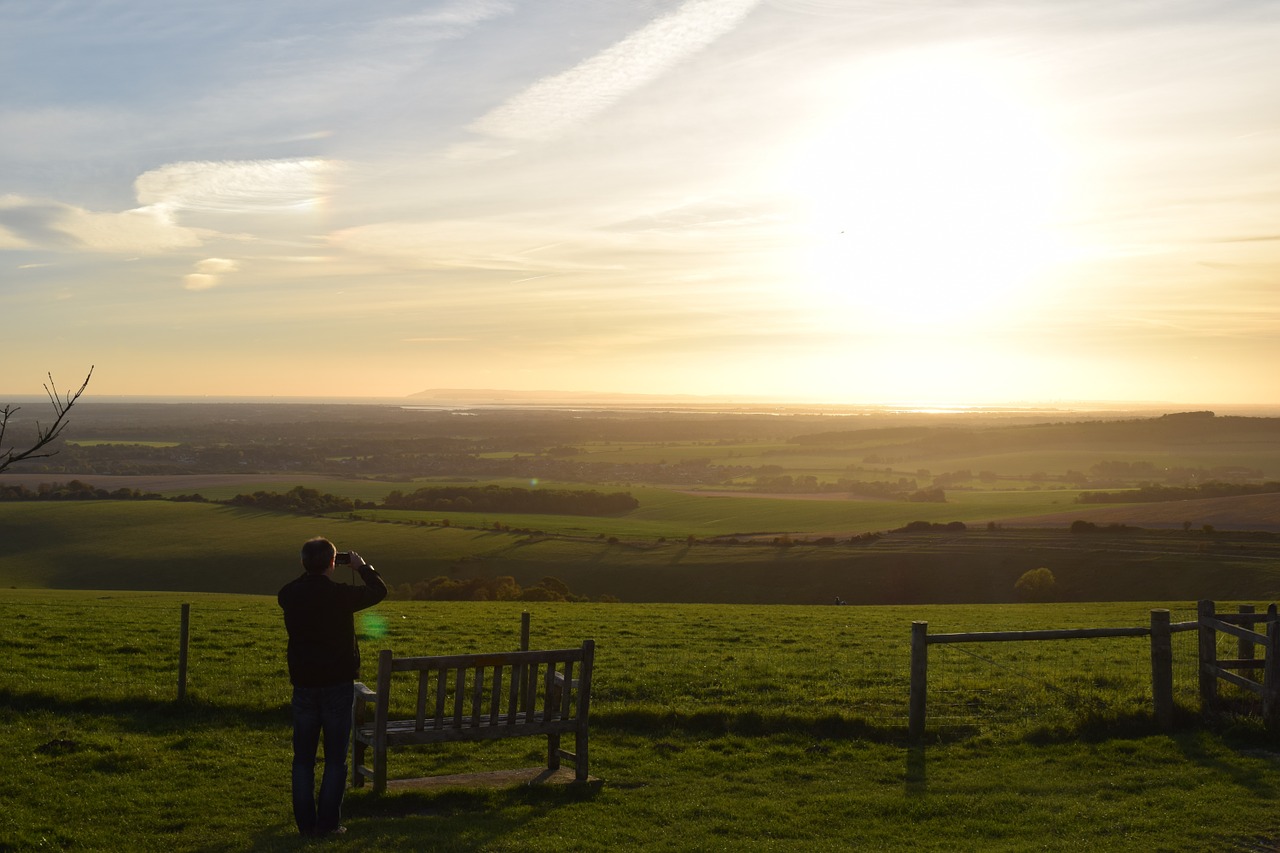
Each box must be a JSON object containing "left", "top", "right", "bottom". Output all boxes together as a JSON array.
[{"left": 300, "top": 537, "right": 337, "bottom": 574}]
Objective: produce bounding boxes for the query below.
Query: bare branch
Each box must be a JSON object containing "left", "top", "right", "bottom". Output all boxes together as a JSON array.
[{"left": 0, "top": 366, "right": 94, "bottom": 475}]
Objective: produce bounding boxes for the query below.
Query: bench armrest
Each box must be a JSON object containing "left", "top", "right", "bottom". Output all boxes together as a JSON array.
[{"left": 354, "top": 681, "right": 377, "bottom": 704}]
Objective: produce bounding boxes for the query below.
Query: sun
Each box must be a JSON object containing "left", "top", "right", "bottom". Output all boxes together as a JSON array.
[{"left": 786, "top": 46, "right": 1069, "bottom": 327}]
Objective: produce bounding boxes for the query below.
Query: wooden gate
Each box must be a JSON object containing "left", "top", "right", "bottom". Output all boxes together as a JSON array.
[{"left": 1197, "top": 600, "right": 1280, "bottom": 725}]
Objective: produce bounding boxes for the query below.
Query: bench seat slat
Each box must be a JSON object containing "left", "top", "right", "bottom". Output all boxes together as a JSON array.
[{"left": 354, "top": 713, "right": 585, "bottom": 746}]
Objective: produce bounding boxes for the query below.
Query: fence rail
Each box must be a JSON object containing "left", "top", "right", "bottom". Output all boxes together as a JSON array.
[{"left": 911, "top": 601, "right": 1280, "bottom": 742}]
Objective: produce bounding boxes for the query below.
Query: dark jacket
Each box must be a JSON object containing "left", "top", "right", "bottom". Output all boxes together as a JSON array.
[{"left": 278, "top": 564, "right": 388, "bottom": 688}]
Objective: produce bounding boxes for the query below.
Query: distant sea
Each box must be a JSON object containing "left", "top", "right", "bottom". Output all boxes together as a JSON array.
[{"left": 4, "top": 391, "right": 1276, "bottom": 418}]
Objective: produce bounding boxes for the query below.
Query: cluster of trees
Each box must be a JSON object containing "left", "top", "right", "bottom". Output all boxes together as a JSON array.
[
  {"left": 1069, "top": 520, "right": 1139, "bottom": 534},
  {"left": 382, "top": 485, "right": 638, "bottom": 516},
  {"left": 227, "top": 486, "right": 375, "bottom": 514},
  {"left": 897, "top": 520, "right": 967, "bottom": 532},
  {"left": 1078, "top": 481, "right": 1280, "bottom": 504},
  {"left": 388, "top": 575, "right": 602, "bottom": 602},
  {"left": 907, "top": 487, "right": 946, "bottom": 502},
  {"left": 846, "top": 479, "right": 919, "bottom": 499},
  {"left": 0, "top": 479, "right": 162, "bottom": 502},
  {"left": 750, "top": 472, "right": 946, "bottom": 502}
]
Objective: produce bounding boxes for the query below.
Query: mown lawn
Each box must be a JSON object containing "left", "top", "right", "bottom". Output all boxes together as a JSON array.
[{"left": 2, "top": 592, "right": 1279, "bottom": 851}]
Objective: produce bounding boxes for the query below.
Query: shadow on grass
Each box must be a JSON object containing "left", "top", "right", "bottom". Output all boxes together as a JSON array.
[
  {"left": 594, "top": 707, "right": 904, "bottom": 742},
  {"left": 1022, "top": 709, "right": 1189, "bottom": 744},
  {"left": 0, "top": 688, "right": 287, "bottom": 731},
  {"left": 0, "top": 690, "right": 911, "bottom": 744},
  {"left": 905, "top": 745, "right": 926, "bottom": 796},
  {"left": 218, "top": 781, "right": 602, "bottom": 852}
]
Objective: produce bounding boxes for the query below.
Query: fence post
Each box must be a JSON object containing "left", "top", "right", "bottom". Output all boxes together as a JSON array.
[
  {"left": 1264, "top": 604, "right": 1279, "bottom": 730},
  {"left": 177, "top": 603, "right": 190, "bottom": 702},
  {"left": 1150, "top": 609, "right": 1173, "bottom": 731},
  {"left": 1239, "top": 604, "right": 1257, "bottom": 683},
  {"left": 1198, "top": 599, "right": 1216, "bottom": 718},
  {"left": 516, "top": 611, "right": 531, "bottom": 711},
  {"left": 909, "top": 621, "right": 928, "bottom": 743}
]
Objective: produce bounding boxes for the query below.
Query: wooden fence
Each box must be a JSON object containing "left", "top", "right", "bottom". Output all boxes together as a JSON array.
[{"left": 909, "top": 602, "right": 1280, "bottom": 741}]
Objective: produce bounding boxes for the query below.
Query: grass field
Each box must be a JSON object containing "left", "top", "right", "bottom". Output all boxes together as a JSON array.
[{"left": 1, "top": 590, "right": 1276, "bottom": 851}]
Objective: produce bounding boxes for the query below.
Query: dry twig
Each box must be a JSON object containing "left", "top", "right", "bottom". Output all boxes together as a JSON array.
[{"left": 0, "top": 366, "right": 94, "bottom": 474}]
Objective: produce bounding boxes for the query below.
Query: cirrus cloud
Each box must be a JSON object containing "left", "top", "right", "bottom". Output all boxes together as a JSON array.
[
  {"left": 467, "top": 0, "right": 762, "bottom": 144},
  {"left": 135, "top": 158, "right": 336, "bottom": 214}
]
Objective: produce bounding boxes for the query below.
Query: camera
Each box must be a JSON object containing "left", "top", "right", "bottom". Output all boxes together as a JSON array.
[{"left": 335, "top": 551, "right": 352, "bottom": 565}]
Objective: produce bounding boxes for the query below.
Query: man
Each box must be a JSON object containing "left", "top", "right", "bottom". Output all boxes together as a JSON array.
[{"left": 278, "top": 537, "right": 388, "bottom": 837}]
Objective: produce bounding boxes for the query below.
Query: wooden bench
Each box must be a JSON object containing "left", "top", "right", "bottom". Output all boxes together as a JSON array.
[{"left": 352, "top": 640, "right": 595, "bottom": 793}]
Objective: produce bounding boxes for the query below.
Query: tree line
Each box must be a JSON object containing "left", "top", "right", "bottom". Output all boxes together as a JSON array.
[
  {"left": 1077, "top": 481, "right": 1280, "bottom": 504},
  {"left": 382, "top": 485, "right": 638, "bottom": 516},
  {"left": 0, "top": 479, "right": 164, "bottom": 502},
  {"left": 0, "top": 480, "right": 638, "bottom": 518}
]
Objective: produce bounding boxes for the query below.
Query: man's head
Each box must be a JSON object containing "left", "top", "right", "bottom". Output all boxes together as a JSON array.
[{"left": 300, "top": 537, "right": 337, "bottom": 574}]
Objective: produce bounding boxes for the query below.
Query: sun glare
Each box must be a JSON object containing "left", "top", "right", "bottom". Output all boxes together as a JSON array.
[{"left": 787, "top": 47, "right": 1068, "bottom": 327}]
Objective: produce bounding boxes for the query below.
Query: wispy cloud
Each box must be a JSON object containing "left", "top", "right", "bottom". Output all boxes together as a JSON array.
[
  {"left": 135, "top": 159, "right": 334, "bottom": 214},
  {"left": 469, "top": 0, "right": 762, "bottom": 143}
]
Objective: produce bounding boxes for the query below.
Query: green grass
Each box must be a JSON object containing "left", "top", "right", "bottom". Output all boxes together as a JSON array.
[{"left": 1, "top": 591, "right": 1277, "bottom": 851}]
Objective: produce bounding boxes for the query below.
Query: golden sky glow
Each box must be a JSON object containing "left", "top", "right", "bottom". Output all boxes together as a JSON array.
[{"left": 3, "top": 0, "right": 1280, "bottom": 405}]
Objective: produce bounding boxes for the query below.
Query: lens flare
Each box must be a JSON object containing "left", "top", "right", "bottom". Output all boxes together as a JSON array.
[{"left": 358, "top": 612, "right": 388, "bottom": 640}]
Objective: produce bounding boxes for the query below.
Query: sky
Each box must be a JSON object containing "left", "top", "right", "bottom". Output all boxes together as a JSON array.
[{"left": 3, "top": 0, "right": 1280, "bottom": 406}]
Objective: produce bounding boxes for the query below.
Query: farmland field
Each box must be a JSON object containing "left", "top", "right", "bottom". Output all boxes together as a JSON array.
[
  {"left": 6, "top": 500, "right": 1280, "bottom": 605},
  {"left": 2, "top": 590, "right": 1277, "bottom": 851},
  {"left": 2, "top": 401, "right": 1272, "bottom": 611}
]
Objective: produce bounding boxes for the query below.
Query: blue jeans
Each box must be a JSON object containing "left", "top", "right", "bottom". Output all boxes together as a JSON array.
[{"left": 291, "top": 682, "right": 355, "bottom": 835}]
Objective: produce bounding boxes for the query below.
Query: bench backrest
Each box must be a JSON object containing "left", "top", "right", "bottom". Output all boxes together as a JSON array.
[{"left": 371, "top": 641, "right": 594, "bottom": 734}]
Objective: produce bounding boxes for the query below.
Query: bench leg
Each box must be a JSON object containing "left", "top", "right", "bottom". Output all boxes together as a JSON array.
[
  {"left": 547, "top": 733, "right": 561, "bottom": 771},
  {"left": 352, "top": 737, "right": 366, "bottom": 789},
  {"left": 575, "top": 726, "right": 589, "bottom": 781},
  {"left": 373, "top": 740, "right": 386, "bottom": 794}
]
